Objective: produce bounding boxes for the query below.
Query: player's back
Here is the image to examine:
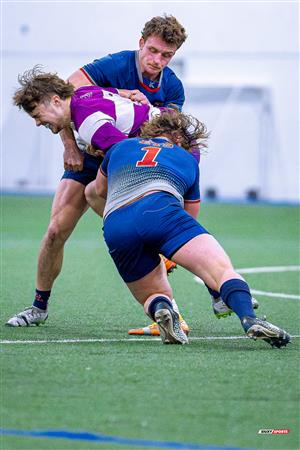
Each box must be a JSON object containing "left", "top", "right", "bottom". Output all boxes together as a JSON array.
[{"left": 101, "top": 137, "right": 199, "bottom": 218}]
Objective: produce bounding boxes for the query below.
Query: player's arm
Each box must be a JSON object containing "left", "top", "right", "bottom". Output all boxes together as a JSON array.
[
  {"left": 184, "top": 200, "right": 200, "bottom": 219},
  {"left": 95, "top": 158, "right": 109, "bottom": 199},
  {"left": 59, "top": 126, "right": 83, "bottom": 172},
  {"left": 95, "top": 170, "right": 108, "bottom": 199},
  {"left": 118, "top": 89, "right": 150, "bottom": 105},
  {"left": 183, "top": 163, "right": 201, "bottom": 219},
  {"left": 60, "top": 65, "right": 99, "bottom": 172},
  {"left": 78, "top": 112, "right": 128, "bottom": 153},
  {"left": 57, "top": 69, "right": 95, "bottom": 171},
  {"left": 68, "top": 69, "right": 94, "bottom": 89}
]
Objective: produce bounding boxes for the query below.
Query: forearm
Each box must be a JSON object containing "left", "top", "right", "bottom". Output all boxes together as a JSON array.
[
  {"left": 184, "top": 201, "right": 200, "bottom": 219},
  {"left": 59, "top": 127, "right": 84, "bottom": 171},
  {"left": 60, "top": 126, "right": 76, "bottom": 147}
]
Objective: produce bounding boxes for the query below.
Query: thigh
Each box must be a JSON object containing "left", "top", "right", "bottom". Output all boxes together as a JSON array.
[
  {"left": 172, "top": 234, "right": 234, "bottom": 289},
  {"left": 50, "top": 179, "right": 88, "bottom": 236}
]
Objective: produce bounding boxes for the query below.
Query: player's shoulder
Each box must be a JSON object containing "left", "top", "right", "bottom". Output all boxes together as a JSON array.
[
  {"left": 74, "top": 85, "right": 102, "bottom": 97},
  {"left": 106, "top": 50, "right": 135, "bottom": 68},
  {"left": 174, "top": 144, "right": 199, "bottom": 165},
  {"left": 162, "top": 66, "right": 182, "bottom": 84}
]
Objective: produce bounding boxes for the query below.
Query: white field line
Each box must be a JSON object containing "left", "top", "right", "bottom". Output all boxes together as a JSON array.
[
  {"left": 1, "top": 335, "right": 300, "bottom": 345},
  {"left": 237, "top": 266, "right": 300, "bottom": 274},
  {"left": 194, "top": 265, "right": 300, "bottom": 299},
  {"left": 250, "top": 290, "right": 300, "bottom": 299}
]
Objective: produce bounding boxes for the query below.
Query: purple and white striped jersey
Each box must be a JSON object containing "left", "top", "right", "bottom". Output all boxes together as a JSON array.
[{"left": 70, "top": 85, "right": 162, "bottom": 153}]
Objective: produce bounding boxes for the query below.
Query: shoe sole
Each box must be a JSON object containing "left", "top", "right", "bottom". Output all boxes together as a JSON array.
[
  {"left": 246, "top": 324, "right": 290, "bottom": 348},
  {"left": 154, "top": 309, "right": 188, "bottom": 345},
  {"left": 215, "top": 310, "right": 233, "bottom": 319}
]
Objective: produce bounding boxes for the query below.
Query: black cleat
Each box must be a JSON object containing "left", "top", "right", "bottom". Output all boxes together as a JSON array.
[
  {"left": 242, "top": 316, "right": 291, "bottom": 348},
  {"left": 154, "top": 303, "right": 188, "bottom": 345}
]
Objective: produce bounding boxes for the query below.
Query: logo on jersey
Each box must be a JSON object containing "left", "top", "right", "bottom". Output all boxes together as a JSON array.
[
  {"left": 79, "top": 92, "right": 93, "bottom": 99},
  {"left": 139, "top": 139, "right": 174, "bottom": 148}
]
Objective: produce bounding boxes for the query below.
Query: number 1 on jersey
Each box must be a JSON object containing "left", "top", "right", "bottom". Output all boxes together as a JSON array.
[{"left": 136, "top": 146, "right": 161, "bottom": 167}]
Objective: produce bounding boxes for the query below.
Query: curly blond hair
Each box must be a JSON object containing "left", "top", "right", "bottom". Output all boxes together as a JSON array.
[
  {"left": 141, "top": 15, "right": 187, "bottom": 49},
  {"left": 140, "top": 110, "right": 209, "bottom": 153}
]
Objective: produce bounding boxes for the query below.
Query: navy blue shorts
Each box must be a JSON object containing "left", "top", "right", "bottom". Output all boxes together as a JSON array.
[
  {"left": 103, "top": 192, "right": 209, "bottom": 282},
  {"left": 61, "top": 153, "right": 103, "bottom": 186}
]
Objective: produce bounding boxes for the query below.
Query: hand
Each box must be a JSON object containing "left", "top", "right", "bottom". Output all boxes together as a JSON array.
[
  {"left": 63, "top": 144, "right": 84, "bottom": 171},
  {"left": 119, "top": 89, "right": 150, "bottom": 105}
]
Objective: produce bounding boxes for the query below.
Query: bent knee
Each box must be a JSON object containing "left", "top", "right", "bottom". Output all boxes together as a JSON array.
[
  {"left": 44, "top": 222, "right": 71, "bottom": 246},
  {"left": 85, "top": 181, "right": 103, "bottom": 200},
  {"left": 84, "top": 183, "right": 94, "bottom": 202}
]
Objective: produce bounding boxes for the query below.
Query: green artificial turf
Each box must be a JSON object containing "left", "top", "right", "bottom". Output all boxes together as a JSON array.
[{"left": 1, "top": 196, "right": 300, "bottom": 450}]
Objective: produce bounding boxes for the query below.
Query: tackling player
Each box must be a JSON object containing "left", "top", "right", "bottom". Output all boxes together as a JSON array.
[{"left": 96, "top": 110, "right": 290, "bottom": 349}]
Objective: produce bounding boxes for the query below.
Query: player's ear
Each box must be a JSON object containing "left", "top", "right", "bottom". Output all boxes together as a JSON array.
[
  {"left": 51, "top": 94, "right": 62, "bottom": 106},
  {"left": 139, "top": 38, "right": 145, "bottom": 50}
]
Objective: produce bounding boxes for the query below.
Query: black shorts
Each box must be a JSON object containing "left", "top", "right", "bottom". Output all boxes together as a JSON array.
[{"left": 61, "top": 153, "right": 103, "bottom": 186}]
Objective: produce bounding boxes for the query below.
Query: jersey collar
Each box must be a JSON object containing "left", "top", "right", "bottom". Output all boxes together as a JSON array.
[{"left": 135, "top": 51, "right": 163, "bottom": 93}]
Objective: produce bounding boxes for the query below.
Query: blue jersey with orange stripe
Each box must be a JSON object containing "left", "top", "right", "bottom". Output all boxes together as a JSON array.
[
  {"left": 101, "top": 137, "right": 200, "bottom": 219},
  {"left": 82, "top": 50, "right": 184, "bottom": 110}
]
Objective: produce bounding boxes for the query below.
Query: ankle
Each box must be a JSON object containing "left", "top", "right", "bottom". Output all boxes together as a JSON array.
[{"left": 33, "top": 289, "right": 51, "bottom": 311}]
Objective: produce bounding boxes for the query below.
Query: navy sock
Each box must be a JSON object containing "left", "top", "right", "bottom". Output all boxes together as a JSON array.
[
  {"left": 220, "top": 279, "right": 255, "bottom": 320},
  {"left": 205, "top": 284, "right": 220, "bottom": 299},
  {"left": 148, "top": 296, "right": 173, "bottom": 321},
  {"left": 33, "top": 289, "right": 51, "bottom": 310}
]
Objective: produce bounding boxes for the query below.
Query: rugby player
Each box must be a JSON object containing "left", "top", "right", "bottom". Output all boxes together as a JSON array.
[
  {"left": 96, "top": 110, "right": 289, "bottom": 349},
  {"left": 6, "top": 15, "right": 191, "bottom": 329}
]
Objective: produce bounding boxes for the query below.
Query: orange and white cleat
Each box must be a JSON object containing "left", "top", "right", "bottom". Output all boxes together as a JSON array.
[
  {"left": 128, "top": 314, "right": 190, "bottom": 336},
  {"left": 162, "top": 255, "right": 177, "bottom": 275}
]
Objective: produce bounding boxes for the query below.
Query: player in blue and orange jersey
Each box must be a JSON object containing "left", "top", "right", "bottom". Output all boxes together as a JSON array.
[{"left": 96, "top": 110, "right": 289, "bottom": 349}]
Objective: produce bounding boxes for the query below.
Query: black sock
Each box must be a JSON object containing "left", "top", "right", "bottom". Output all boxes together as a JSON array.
[
  {"left": 33, "top": 289, "right": 51, "bottom": 311},
  {"left": 205, "top": 284, "right": 220, "bottom": 299}
]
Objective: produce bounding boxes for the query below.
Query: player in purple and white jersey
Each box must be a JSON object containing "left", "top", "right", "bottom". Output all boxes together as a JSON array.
[
  {"left": 71, "top": 85, "right": 162, "bottom": 154},
  {"left": 7, "top": 68, "right": 189, "bottom": 327},
  {"left": 6, "top": 15, "right": 194, "bottom": 330},
  {"left": 96, "top": 110, "right": 289, "bottom": 349}
]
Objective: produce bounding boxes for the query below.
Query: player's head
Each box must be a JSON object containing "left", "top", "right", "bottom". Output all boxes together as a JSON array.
[
  {"left": 139, "top": 15, "right": 187, "bottom": 78},
  {"left": 13, "top": 66, "right": 74, "bottom": 134},
  {"left": 139, "top": 110, "right": 209, "bottom": 154}
]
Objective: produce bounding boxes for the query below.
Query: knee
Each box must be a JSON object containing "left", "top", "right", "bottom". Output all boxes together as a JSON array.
[
  {"left": 44, "top": 221, "right": 68, "bottom": 247},
  {"left": 85, "top": 182, "right": 103, "bottom": 204},
  {"left": 84, "top": 183, "right": 94, "bottom": 204}
]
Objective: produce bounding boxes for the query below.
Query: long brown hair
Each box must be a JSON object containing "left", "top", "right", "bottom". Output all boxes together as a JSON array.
[{"left": 13, "top": 65, "right": 74, "bottom": 113}]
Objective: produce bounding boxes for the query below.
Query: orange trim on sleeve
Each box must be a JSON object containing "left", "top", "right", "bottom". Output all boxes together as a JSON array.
[
  {"left": 99, "top": 166, "right": 107, "bottom": 177},
  {"left": 184, "top": 199, "right": 201, "bottom": 204},
  {"left": 80, "top": 68, "right": 96, "bottom": 85}
]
